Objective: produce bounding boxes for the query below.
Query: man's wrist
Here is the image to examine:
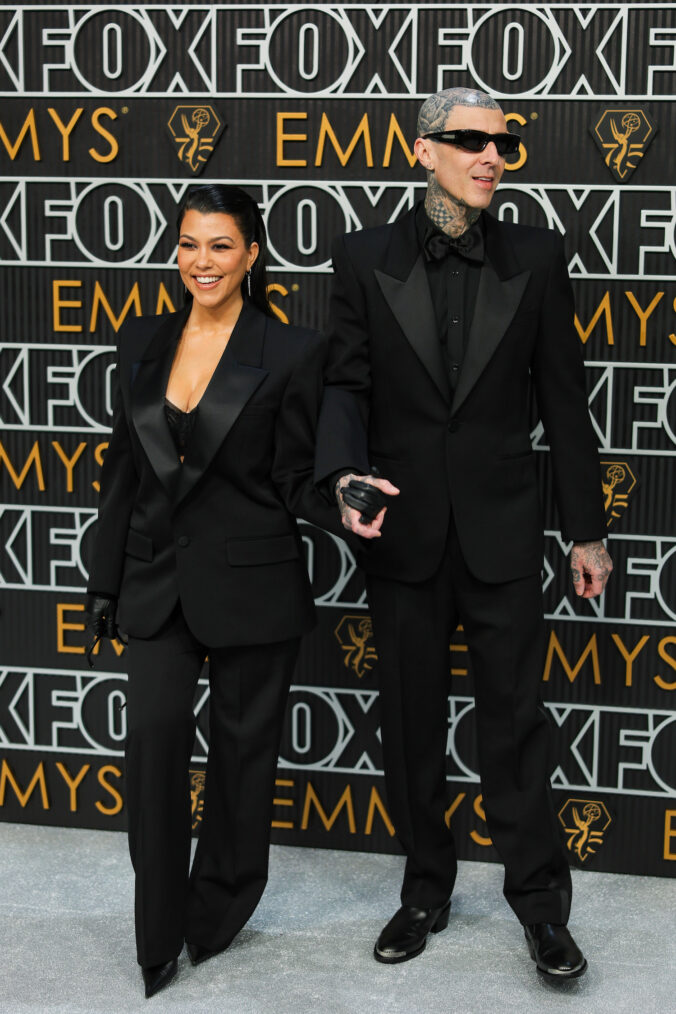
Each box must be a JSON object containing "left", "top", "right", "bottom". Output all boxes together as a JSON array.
[{"left": 331, "top": 469, "right": 356, "bottom": 503}]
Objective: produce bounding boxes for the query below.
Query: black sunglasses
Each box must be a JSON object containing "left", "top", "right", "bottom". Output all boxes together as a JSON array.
[{"left": 422, "top": 129, "right": 521, "bottom": 156}]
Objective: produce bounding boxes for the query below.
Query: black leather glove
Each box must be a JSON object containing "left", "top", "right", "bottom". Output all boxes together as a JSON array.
[
  {"left": 85, "top": 594, "right": 123, "bottom": 668},
  {"left": 340, "top": 479, "right": 389, "bottom": 523}
]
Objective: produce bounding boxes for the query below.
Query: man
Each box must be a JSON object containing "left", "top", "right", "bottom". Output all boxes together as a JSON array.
[{"left": 314, "top": 87, "right": 612, "bottom": 979}]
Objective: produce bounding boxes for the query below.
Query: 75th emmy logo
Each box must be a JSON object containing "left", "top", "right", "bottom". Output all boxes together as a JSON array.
[
  {"left": 600, "top": 460, "right": 637, "bottom": 527},
  {"left": 591, "top": 109, "right": 656, "bottom": 182},
  {"left": 334, "top": 615, "right": 378, "bottom": 679},
  {"left": 558, "top": 799, "right": 612, "bottom": 864},
  {"left": 166, "top": 105, "right": 225, "bottom": 175}
]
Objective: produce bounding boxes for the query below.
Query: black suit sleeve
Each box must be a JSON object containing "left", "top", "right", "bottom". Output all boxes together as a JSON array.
[
  {"left": 314, "top": 234, "right": 371, "bottom": 484},
  {"left": 531, "top": 235, "right": 607, "bottom": 542},
  {"left": 272, "top": 333, "right": 346, "bottom": 538},
  {"left": 86, "top": 336, "right": 139, "bottom": 596}
]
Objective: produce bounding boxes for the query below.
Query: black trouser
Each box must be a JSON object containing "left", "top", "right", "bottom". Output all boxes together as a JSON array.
[
  {"left": 366, "top": 518, "right": 571, "bottom": 926},
  {"left": 125, "top": 608, "right": 299, "bottom": 967}
]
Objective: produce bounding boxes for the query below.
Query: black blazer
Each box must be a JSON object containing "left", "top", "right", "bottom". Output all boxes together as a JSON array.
[
  {"left": 315, "top": 204, "right": 607, "bottom": 584},
  {"left": 87, "top": 302, "right": 339, "bottom": 645}
]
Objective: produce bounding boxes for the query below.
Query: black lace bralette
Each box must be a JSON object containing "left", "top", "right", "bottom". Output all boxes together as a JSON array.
[{"left": 164, "top": 398, "right": 198, "bottom": 458}]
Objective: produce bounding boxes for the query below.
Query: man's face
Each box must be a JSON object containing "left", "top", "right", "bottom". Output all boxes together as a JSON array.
[{"left": 419, "top": 105, "right": 509, "bottom": 209}]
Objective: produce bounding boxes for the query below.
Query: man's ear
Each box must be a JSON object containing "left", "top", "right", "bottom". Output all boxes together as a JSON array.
[{"left": 414, "top": 136, "right": 433, "bottom": 172}]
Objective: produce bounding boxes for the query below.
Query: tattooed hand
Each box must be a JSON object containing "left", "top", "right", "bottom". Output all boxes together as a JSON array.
[
  {"left": 335, "top": 473, "right": 400, "bottom": 540},
  {"left": 570, "top": 541, "right": 613, "bottom": 598}
]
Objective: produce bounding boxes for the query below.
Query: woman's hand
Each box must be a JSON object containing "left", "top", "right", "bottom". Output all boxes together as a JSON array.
[{"left": 85, "top": 594, "right": 123, "bottom": 667}]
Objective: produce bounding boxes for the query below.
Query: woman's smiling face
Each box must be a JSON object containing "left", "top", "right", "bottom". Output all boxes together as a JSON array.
[{"left": 177, "top": 210, "right": 258, "bottom": 311}]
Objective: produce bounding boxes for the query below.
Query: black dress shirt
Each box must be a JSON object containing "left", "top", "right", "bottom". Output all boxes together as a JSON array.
[{"left": 415, "top": 202, "right": 484, "bottom": 392}]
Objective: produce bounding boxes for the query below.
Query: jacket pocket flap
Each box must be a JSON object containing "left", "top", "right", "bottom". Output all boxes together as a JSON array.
[
  {"left": 226, "top": 534, "right": 299, "bottom": 566},
  {"left": 125, "top": 528, "right": 154, "bottom": 562}
]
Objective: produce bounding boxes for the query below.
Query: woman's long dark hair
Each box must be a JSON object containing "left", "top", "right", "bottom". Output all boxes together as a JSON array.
[{"left": 177, "top": 184, "right": 275, "bottom": 318}]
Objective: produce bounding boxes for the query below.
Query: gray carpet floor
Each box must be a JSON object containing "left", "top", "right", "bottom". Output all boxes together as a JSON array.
[{"left": 1, "top": 822, "right": 673, "bottom": 1014}]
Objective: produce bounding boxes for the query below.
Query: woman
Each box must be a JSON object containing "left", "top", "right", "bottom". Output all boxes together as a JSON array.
[{"left": 86, "top": 184, "right": 338, "bottom": 998}]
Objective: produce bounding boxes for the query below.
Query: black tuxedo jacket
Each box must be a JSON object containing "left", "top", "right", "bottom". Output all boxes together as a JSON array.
[
  {"left": 87, "top": 302, "right": 339, "bottom": 645},
  {"left": 315, "top": 204, "right": 606, "bottom": 584}
]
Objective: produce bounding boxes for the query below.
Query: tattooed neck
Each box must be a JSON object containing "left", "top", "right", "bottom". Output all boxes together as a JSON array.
[{"left": 424, "top": 178, "right": 480, "bottom": 238}]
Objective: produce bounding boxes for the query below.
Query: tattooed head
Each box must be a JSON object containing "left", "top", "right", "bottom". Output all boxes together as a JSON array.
[
  {"left": 414, "top": 87, "right": 507, "bottom": 235},
  {"left": 417, "top": 87, "right": 502, "bottom": 137}
]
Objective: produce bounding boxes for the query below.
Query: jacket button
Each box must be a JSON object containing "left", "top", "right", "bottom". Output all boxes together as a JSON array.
[
  {"left": 177, "top": 535, "right": 190, "bottom": 547},
  {"left": 447, "top": 420, "right": 459, "bottom": 432}
]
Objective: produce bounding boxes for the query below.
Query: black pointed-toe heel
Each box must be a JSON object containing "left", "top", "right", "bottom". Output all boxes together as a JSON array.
[{"left": 142, "top": 957, "right": 178, "bottom": 998}]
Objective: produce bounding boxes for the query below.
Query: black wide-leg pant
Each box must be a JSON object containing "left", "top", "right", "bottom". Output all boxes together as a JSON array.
[
  {"left": 124, "top": 608, "right": 299, "bottom": 967},
  {"left": 366, "top": 518, "right": 571, "bottom": 926}
]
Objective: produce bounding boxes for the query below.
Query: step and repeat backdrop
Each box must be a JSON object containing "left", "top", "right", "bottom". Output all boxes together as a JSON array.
[{"left": 0, "top": 3, "right": 675, "bottom": 877}]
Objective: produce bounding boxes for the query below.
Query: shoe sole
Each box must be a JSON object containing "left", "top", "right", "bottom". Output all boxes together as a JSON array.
[
  {"left": 535, "top": 959, "right": 588, "bottom": 980},
  {"left": 526, "top": 939, "right": 588, "bottom": 979},
  {"left": 374, "top": 939, "right": 427, "bottom": 964}
]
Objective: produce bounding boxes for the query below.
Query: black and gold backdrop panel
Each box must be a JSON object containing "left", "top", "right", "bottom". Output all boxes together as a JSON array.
[{"left": 0, "top": 3, "right": 675, "bottom": 877}]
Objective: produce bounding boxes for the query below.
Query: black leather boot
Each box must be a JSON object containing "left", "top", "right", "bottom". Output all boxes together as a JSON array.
[
  {"left": 374, "top": 901, "right": 451, "bottom": 963},
  {"left": 524, "top": 923, "right": 587, "bottom": 978}
]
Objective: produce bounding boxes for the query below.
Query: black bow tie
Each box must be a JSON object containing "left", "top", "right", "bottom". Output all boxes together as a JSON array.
[{"left": 423, "top": 220, "right": 485, "bottom": 264}]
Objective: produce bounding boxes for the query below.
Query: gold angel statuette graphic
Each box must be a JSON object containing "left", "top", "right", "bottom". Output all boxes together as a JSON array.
[
  {"left": 190, "top": 770, "right": 206, "bottom": 830},
  {"left": 570, "top": 802, "right": 602, "bottom": 860},
  {"left": 179, "top": 107, "right": 212, "bottom": 171},
  {"left": 602, "top": 463, "right": 626, "bottom": 510},
  {"left": 335, "top": 615, "right": 378, "bottom": 678},
  {"left": 608, "top": 112, "right": 641, "bottom": 176}
]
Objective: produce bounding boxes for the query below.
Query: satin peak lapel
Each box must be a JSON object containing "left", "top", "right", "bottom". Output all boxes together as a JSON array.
[
  {"left": 451, "top": 260, "right": 530, "bottom": 415},
  {"left": 375, "top": 255, "right": 450, "bottom": 402},
  {"left": 130, "top": 312, "right": 185, "bottom": 499},
  {"left": 176, "top": 306, "right": 269, "bottom": 505}
]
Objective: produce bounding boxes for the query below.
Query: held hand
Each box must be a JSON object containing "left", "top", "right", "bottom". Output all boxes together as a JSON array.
[
  {"left": 570, "top": 541, "right": 613, "bottom": 599},
  {"left": 335, "top": 473, "right": 400, "bottom": 540},
  {"left": 85, "top": 594, "right": 123, "bottom": 668},
  {"left": 341, "top": 479, "right": 391, "bottom": 521}
]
